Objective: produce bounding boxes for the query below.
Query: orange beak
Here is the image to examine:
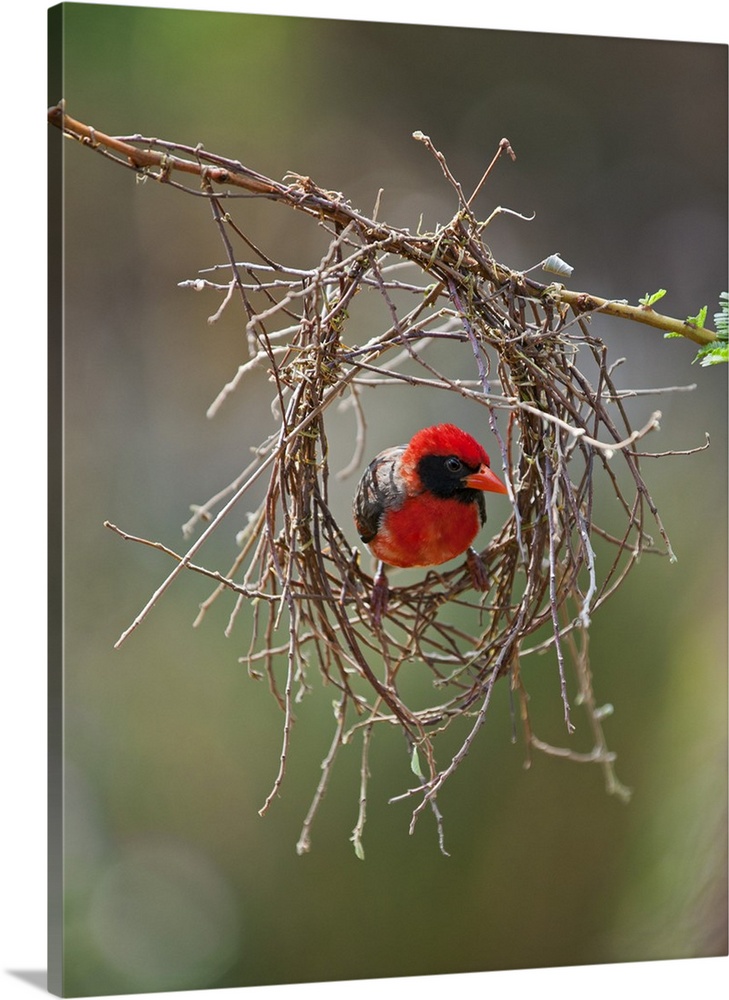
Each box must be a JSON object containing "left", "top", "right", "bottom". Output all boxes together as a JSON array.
[{"left": 464, "top": 464, "right": 509, "bottom": 495}]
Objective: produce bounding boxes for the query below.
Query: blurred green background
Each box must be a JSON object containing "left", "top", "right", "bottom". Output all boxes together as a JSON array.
[{"left": 51, "top": 3, "right": 727, "bottom": 995}]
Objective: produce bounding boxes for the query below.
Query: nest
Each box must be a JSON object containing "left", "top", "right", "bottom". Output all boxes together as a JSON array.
[{"left": 92, "top": 129, "right": 700, "bottom": 856}]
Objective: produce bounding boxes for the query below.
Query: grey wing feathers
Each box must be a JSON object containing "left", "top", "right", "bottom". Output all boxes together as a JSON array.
[{"left": 353, "top": 445, "right": 406, "bottom": 544}]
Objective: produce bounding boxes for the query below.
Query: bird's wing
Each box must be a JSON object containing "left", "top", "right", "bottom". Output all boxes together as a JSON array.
[{"left": 352, "top": 444, "right": 407, "bottom": 544}]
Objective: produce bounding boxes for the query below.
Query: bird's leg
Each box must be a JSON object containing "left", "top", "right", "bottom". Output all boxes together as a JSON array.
[
  {"left": 465, "top": 546, "right": 489, "bottom": 592},
  {"left": 370, "top": 561, "right": 390, "bottom": 625}
]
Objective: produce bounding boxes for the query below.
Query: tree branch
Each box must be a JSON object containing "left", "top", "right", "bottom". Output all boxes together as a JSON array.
[{"left": 48, "top": 102, "right": 717, "bottom": 347}]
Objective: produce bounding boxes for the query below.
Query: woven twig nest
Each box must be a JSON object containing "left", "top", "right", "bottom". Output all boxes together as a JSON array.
[{"left": 84, "top": 125, "right": 697, "bottom": 855}]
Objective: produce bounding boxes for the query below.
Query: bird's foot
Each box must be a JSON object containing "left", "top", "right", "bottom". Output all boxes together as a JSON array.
[
  {"left": 465, "top": 547, "right": 489, "bottom": 592},
  {"left": 370, "top": 563, "right": 389, "bottom": 625}
]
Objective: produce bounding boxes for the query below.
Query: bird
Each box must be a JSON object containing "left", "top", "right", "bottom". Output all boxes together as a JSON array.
[{"left": 352, "top": 423, "right": 508, "bottom": 619}]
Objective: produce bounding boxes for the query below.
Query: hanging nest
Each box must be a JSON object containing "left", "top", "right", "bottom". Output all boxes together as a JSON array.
[{"left": 52, "top": 107, "right": 714, "bottom": 855}]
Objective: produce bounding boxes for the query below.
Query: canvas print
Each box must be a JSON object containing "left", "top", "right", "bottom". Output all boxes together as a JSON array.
[{"left": 48, "top": 3, "right": 728, "bottom": 996}]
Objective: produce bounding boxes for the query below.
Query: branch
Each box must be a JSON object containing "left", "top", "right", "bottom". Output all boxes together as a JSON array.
[
  {"left": 48, "top": 103, "right": 718, "bottom": 348},
  {"left": 554, "top": 288, "right": 716, "bottom": 346}
]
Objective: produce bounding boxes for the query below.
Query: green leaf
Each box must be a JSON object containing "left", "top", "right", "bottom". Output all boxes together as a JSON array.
[
  {"left": 639, "top": 288, "right": 667, "bottom": 307},
  {"left": 690, "top": 293, "right": 728, "bottom": 366},
  {"left": 410, "top": 746, "right": 424, "bottom": 779},
  {"left": 714, "top": 292, "right": 728, "bottom": 336},
  {"left": 697, "top": 344, "right": 729, "bottom": 366},
  {"left": 685, "top": 305, "right": 708, "bottom": 328}
]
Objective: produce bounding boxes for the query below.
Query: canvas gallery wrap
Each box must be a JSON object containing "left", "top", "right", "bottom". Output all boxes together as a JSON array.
[{"left": 47, "top": 3, "right": 728, "bottom": 997}]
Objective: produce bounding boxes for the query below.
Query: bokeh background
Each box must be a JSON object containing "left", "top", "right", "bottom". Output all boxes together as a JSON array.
[{"left": 50, "top": 3, "right": 727, "bottom": 996}]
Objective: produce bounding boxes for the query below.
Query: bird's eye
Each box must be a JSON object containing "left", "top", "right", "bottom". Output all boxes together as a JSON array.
[{"left": 445, "top": 456, "right": 463, "bottom": 474}]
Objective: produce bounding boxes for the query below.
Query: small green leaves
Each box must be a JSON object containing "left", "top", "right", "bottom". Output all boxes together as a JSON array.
[
  {"left": 659, "top": 290, "right": 727, "bottom": 365},
  {"left": 715, "top": 292, "right": 729, "bottom": 337},
  {"left": 639, "top": 288, "right": 667, "bottom": 307},
  {"left": 685, "top": 305, "right": 708, "bottom": 329},
  {"left": 410, "top": 746, "right": 424, "bottom": 779},
  {"left": 691, "top": 293, "right": 728, "bottom": 367}
]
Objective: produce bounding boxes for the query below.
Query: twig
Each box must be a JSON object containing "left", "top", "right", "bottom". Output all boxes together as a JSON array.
[{"left": 49, "top": 104, "right": 718, "bottom": 347}]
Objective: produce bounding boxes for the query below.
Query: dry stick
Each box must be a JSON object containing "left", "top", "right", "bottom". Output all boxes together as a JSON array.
[
  {"left": 182, "top": 437, "right": 276, "bottom": 537},
  {"left": 278, "top": 372, "right": 423, "bottom": 738},
  {"left": 207, "top": 190, "right": 287, "bottom": 387},
  {"left": 413, "top": 130, "right": 475, "bottom": 221},
  {"left": 350, "top": 347, "right": 664, "bottom": 460},
  {"left": 466, "top": 137, "right": 518, "bottom": 209},
  {"left": 112, "top": 446, "right": 277, "bottom": 648},
  {"left": 256, "top": 405, "right": 304, "bottom": 813},
  {"left": 49, "top": 105, "right": 717, "bottom": 348},
  {"left": 528, "top": 736, "right": 616, "bottom": 765},
  {"left": 112, "top": 364, "right": 361, "bottom": 647},
  {"left": 115, "top": 260, "right": 408, "bottom": 650},
  {"left": 195, "top": 503, "right": 267, "bottom": 626},
  {"left": 105, "top": 521, "right": 265, "bottom": 599},
  {"left": 583, "top": 343, "right": 678, "bottom": 562},
  {"left": 541, "top": 450, "right": 575, "bottom": 734},
  {"left": 391, "top": 635, "right": 510, "bottom": 829},
  {"left": 567, "top": 622, "right": 632, "bottom": 801},
  {"left": 109, "top": 454, "right": 275, "bottom": 649},
  {"left": 514, "top": 400, "right": 663, "bottom": 456},
  {"left": 259, "top": 558, "right": 299, "bottom": 817},
  {"left": 518, "top": 605, "right": 625, "bottom": 785},
  {"left": 388, "top": 547, "right": 544, "bottom": 825},
  {"left": 559, "top": 289, "right": 716, "bottom": 344},
  {"left": 206, "top": 278, "right": 236, "bottom": 323},
  {"left": 632, "top": 434, "right": 711, "bottom": 459},
  {"left": 296, "top": 695, "right": 350, "bottom": 855},
  {"left": 349, "top": 720, "right": 373, "bottom": 860},
  {"left": 448, "top": 282, "right": 517, "bottom": 556},
  {"left": 206, "top": 345, "right": 289, "bottom": 418},
  {"left": 335, "top": 384, "right": 367, "bottom": 480}
]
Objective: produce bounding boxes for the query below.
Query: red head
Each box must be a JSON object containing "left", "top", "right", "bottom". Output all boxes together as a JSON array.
[{"left": 401, "top": 424, "right": 508, "bottom": 496}]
